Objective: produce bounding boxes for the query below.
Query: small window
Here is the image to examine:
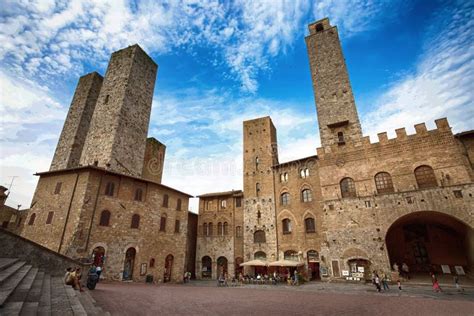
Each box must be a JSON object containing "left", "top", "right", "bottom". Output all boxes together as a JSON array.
[
  {"left": 315, "top": 23, "right": 324, "bottom": 32},
  {"left": 134, "top": 188, "right": 143, "bottom": 201},
  {"left": 131, "top": 214, "right": 140, "bottom": 229},
  {"left": 220, "top": 199, "right": 227, "bottom": 209},
  {"left": 177, "top": 198, "right": 182, "bottom": 211},
  {"left": 99, "top": 210, "right": 111, "bottom": 226},
  {"left": 300, "top": 168, "right": 310, "bottom": 178},
  {"left": 406, "top": 196, "right": 414, "bottom": 204},
  {"left": 305, "top": 217, "right": 315, "bottom": 233},
  {"left": 453, "top": 190, "right": 463, "bottom": 198},
  {"left": 223, "top": 222, "right": 228, "bottom": 235},
  {"left": 149, "top": 258, "right": 155, "bottom": 268},
  {"left": 235, "top": 197, "right": 242, "bottom": 207},
  {"left": 302, "top": 189, "right": 312, "bottom": 202},
  {"left": 104, "top": 182, "right": 115, "bottom": 196},
  {"left": 365, "top": 200, "right": 371, "bottom": 208},
  {"left": 280, "top": 172, "right": 289, "bottom": 182},
  {"left": 281, "top": 192, "right": 290, "bottom": 205},
  {"left": 54, "top": 182, "right": 62, "bottom": 194},
  {"left": 160, "top": 215, "right": 167, "bottom": 232},
  {"left": 236, "top": 226, "right": 242, "bottom": 238},
  {"left": 254, "top": 230, "right": 266, "bottom": 243},
  {"left": 415, "top": 165, "right": 437, "bottom": 189},
  {"left": 163, "top": 194, "right": 169, "bottom": 208},
  {"left": 282, "top": 218, "right": 291, "bottom": 234},
  {"left": 208, "top": 222, "right": 213, "bottom": 236},
  {"left": 175, "top": 220, "right": 180, "bottom": 233},
  {"left": 340, "top": 177, "right": 356, "bottom": 198},
  {"left": 104, "top": 95, "right": 109, "bottom": 104},
  {"left": 203, "top": 223, "right": 208, "bottom": 236},
  {"left": 46, "top": 211, "right": 54, "bottom": 224},
  {"left": 218, "top": 222, "right": 223, "bottom": 236},
  {"left": 255, "top": 156, "right": 259, "bottom": 169},
  {"left": 256, "top": 183, "right": 260, "bottom": 195},
  {"left": 337, "top": 132, "right": 345, "bottom": 145}
]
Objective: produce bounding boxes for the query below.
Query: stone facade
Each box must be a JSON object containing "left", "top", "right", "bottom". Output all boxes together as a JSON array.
[
  {"left": 18, "top": 45, "right": 193, "bottom": 284},
  {"left": 0, "top": 186, "right": 27, "bottom": 235},
  {"left": 197, "top": 18, "right": 474, "bottom": 281},
  {"left": 195, "top": 191, "right": 243, "bottom": 279}
]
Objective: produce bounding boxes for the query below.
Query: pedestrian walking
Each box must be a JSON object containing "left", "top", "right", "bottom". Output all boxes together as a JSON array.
[
  {"left": 96, "top": 265, "right": 102, "bottom": 282},
  {"left": 431, "top": 272, "right": 442, "bottom": 293},
  {"left": 374, "top": 274, "right": 381, "bottom": 292},
  {"left": 294, "top": 270, "right": 299, "bottom": 286},
  {"left": 382, "top": 273, "right": 390, "bottom": 291},
  {"left": 454, "top": 275, "right": 463, "bottom": 292},
  {"left": 397, "top": 279, "right": 402, "bottom": 296}
]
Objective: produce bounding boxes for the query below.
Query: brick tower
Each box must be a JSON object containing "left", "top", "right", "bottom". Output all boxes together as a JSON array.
[
  {"left": 80, "top": 45, "right": 158, "bottom": 176},
  {"left": 305, "top": 18, "right": 363, "bottom": 148},
  {"left": 50, "top": 72, "right": 103, "bottom": 171},
  {"left": 242, "top": 117, "right": 279, "bottom": 263}
]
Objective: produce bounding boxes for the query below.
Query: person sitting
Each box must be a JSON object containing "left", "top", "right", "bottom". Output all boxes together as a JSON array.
[{"left": 66, "top": 267, "right": 84, "bottom": 292}]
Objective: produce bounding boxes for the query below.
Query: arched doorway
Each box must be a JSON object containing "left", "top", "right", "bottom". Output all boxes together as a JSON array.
[
  {"left": 253, "top": 252, "right": 267, "bottom": 275},
  {"left": 307, "top": 250, "right": 320, "bottom": 280},
  {"left": 386, "top": 211, "right": 473, "bottom": 276},
  {"left": 202, "top": 256, "right": 212, "bottom": 279},
  {"left": 347, "top": 258, "right": 371, "bottom": 280},
  {"left": 92, "top": 246, "right": 105, "bottom": 267},
  {"left": 123, "top": 247, "right": 136, "bottom": 281},
  {"left": 235, "top": 257, "right": 243, "bottom": 277},
  {"left": 164, "top": 254, "right": 173, "bottom": 283},
  {"left": 217, "top": 256, "right": 228, "bottom": 278}
]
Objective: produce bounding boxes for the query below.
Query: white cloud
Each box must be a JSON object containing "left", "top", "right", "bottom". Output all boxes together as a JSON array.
[{"left": 362, "top": 2, "right": 474, "bottom": 140}]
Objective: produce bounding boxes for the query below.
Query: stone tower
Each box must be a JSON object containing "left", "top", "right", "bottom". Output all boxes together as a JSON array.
[
  {"left": 242, "top": 117, "right": 279, "bottom": 263},
  {"left": 50, "top": 72, "right": 103, "bottom": 171},
  {"left": 80, "top": 45, "right": 158, "bottom": 176},
  {"left": 305, "top": 18, "right": 363, "bottom": 148},
  {"left": 141, "top": 137, "right": 166, "bottom": 184}
]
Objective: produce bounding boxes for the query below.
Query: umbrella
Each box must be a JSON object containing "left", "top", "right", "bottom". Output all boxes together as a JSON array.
[
  {"left": 268, "top": 259, "right": 304, "bottom": 267},
  {"left": 240, "top": 259, "right": 268, "bottom": 267}
]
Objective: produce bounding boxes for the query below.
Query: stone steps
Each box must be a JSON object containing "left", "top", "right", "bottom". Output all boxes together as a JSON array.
[{"left": 0, "top": 258, "right": 107, "bottom": 315}]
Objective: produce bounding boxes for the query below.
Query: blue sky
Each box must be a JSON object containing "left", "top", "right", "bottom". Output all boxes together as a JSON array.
[{"left": 1, "top": 0, "right": 473, "bottom": 211}]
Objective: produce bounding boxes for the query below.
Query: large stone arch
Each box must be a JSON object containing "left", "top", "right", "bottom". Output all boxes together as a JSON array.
[{"left": 385, "top": 211, "right": 474, "bottom": 275}]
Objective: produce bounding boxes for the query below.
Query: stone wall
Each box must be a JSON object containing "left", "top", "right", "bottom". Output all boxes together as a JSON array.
[
  {"left": 50, "top": 72, "right": 103, "bottom": 171},
  {"left": 142, "top": 137, "right": 166, "bottom": 184}
]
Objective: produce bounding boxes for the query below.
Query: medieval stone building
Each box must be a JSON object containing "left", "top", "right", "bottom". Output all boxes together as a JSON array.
[
  {"left": 19, "top": 45, "right": 194, "bottom": 283},
  {"left": 196, "top": 18, "right": 474, "bottom": 281}
]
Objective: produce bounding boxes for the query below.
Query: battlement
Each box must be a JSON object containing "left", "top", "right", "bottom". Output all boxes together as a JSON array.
[{"left": 317, "top": 118, "right": 453, "bottom": 157}]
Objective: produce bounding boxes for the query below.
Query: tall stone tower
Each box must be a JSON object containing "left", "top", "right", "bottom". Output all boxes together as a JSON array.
[
  {"left": 242, "top": 117, "right": 279, "bottom": 263},
  {"left": 50, "top": 72, "right": 103, "bottom": 171},
  {"left": 80, "top": 45, "right": 158, "bottom": 176},
  {"left": 305, "top": 18, "right": 363, "bottom": 148}
]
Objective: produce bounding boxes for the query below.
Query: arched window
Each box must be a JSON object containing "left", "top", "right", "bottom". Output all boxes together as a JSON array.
[
  {"left": 281, "top": 192, "right": 290, "bottom": 205},
  {"left": 280, "top": 172, "right": 289, "bottom": 182},
  {"left": 176, "top": 198, "right": 182, "bottom": 211},
  {"left": 282, "top": 218, "right": 292, "bottom": 234},
  {"left": 203, "top": 223, "right": 208, "bottom": 236},
  {"left": 160, "top": 214, "right": 167, "bottom": 232},
  {"left": 223, "top": 222, "right": 229, "bottom": 235},
  {"left": 301, "top": 189, "right": 312, "bottom": 202},
  {"left": 104, "top": 182, "right": 114, "bottom": 196},
  {"left": 305, "top": 217, "right": 315, "bottom": 233},
  {"left": 340, "top": 177, "right": 356, "bottom": 198},
  {"left": 375, "top": 172, "right": 394, "bottom": 193},
  {"left": 415, "top": 165, "right": 437, "bottom": 189},
  {"left": 255, "top": 156, "right": 259, "bottom": 169},
  {"left": 220, "top": 199, "right": 227, "bottom": 209},
  {"left": 300, "top": 168, "right": 310, "bottom": 178},
  {"left": 236, "top": 226, "right": 242, "bottom": 238},
  {"left": 284, "top": 250, "right": 298, "bottom": 261},
  {"left": 131, "top": 214, "right": 140, "bottom": 229},
  {"left": 134, "top": 188, "right": 143, "bottom": 201},
  {"left": 149, "top": 258, "right": 155, "bottom": 268},
  {"left": 28, "top": 213, "right": 36, "bottom": 225},
  {"left": 337, "top": 132, "right": 345, "bottom": 144},
  {"left": 99, "top": 210, "right": 111, "bottom": 226},
  {"left": 254, "top": 230, "right": 266, "bottom": 243},
  {"left": 254, "top": 251, "right": 266, "bottom": 260},
  {"left": 208, "top": 222, "right": 213, "bottom": 236},
  {"left": 218, "top": 222, "right": 223, "bottom": 236},
  {"left": 162, "top": 194, "right": 169, "bottom": 207},
  {"left": 175, "top": 220, "right": 180, "bottom": 233}
]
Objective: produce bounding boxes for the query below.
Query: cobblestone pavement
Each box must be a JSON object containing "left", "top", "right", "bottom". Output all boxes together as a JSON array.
[{"left": 91, "top": 280, "right": 474, "bottom": 316}]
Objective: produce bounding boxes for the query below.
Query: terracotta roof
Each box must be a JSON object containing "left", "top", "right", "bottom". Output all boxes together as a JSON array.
[
  {"left": 197, "top": 190, "right": 243, "bottom": 198},
  {"left": 34, "top": 165, "right": 193, "bottom": 197}
]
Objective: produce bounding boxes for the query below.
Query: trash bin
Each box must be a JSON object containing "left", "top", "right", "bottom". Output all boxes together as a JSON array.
[{"left": 146, "top": 274, "right": 153, "bottom": 283}]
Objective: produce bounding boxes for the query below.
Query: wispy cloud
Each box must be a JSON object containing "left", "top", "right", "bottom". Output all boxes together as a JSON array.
[{"left": 362, "top": 1, "right": 474, "bottom": 139}]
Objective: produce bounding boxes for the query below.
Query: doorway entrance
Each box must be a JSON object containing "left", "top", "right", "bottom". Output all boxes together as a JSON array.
[
  {"left": 164, "top": 254, "right": 174, "bottom": 283},
  {"left": 92, "top": 246, "right": 105, "bottom": 267},
  {"left": 217, "top": 256, "right": 228, "bottom": 277},
  {"left": 202, "top": 256, "right": 212, "bottom": 279},
  {"left": 307, "top": 250, "right": 320, "bottom": 280},
  {"left": 123, "top": 247, "right": 136, "bottom": 281}
]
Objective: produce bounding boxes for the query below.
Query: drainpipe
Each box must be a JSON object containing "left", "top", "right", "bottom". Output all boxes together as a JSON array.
[
  {"left": 84, "top": 171, "right": 104, "bottom": 254},
  {"left": 58, "top": 173, "right": 80, "bottom": 254}
]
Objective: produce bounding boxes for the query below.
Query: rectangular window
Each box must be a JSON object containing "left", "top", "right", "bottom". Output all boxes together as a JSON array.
[
  {"left": 46, "top": 211, "right": 54, "bottom": 224},
  {"left": 54, "top": 182, "right": 62, "bottom": 194},
  {"left": 406, "top": 196, "right": 414, "bottom": 204},
  {"left": 236, "top": 226, "right": 242, "bottom": 238},
  {"left": 364, "top": 200, "right": 371, "bottom": 208},
  {"left": 453, "top": 190, "right": 463, "bottom": 198},
  {"left": 175, "top": 220, "right": 180, "bottom": 233},
  {"left": 160, "top": 216, "right": 167, "bottom": 232},
  {"left": 235, "top": 197, "right": 242, "bottom": 208}
]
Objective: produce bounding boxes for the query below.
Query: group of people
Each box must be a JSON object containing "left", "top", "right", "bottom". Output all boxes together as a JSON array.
[
  {"left": 371, "top": 271, "right": 394, "bottom": 293},
  {"left": 392, "top": 262, "right": 410, "bottom": 279},
  {"left": 216, "top": 270, "right": 301, "bottom": 287},
  {"left": 64, "top": 265, "right": 103, "bottom": 291}
]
